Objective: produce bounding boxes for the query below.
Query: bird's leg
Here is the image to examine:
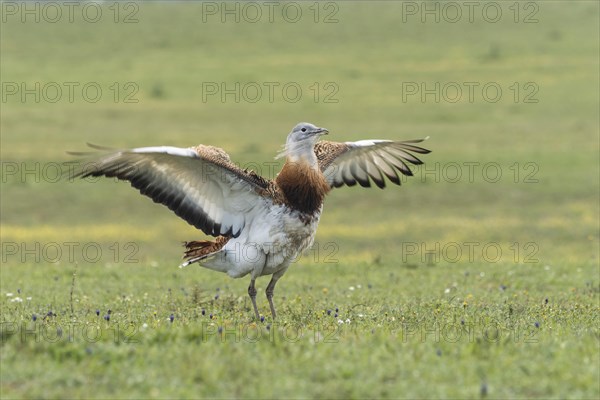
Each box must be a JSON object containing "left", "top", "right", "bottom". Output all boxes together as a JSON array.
[
  {"left": 265, "top": 275, "right": 281, "bottom": 320},
  {"left": 248, "top": 279, "right": 260, "bottom": 320}
]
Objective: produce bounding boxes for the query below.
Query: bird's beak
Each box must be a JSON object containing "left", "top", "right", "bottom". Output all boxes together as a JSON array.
[{"left": 316, "top": 127, "right": 329, "bottom": 135}]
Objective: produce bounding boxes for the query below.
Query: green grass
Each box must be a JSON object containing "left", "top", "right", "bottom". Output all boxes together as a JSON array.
[{"left": 1, "top": 2, "right": 599, "bottom": 399}]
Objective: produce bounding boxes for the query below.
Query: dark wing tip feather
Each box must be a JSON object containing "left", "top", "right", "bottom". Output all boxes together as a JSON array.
[
  {"left": 400, "top": 144, "right": 430, "bottom": 155},
  {"left": 401, "top": 166, "right": 414, "bottom": 177},
  {"left": 66, "top": 143, "right": 111, "bottom": 156},
  {"left": 66, "top": 150, "right": 95, "bottom": 156},
  {"left": 343, "top": 178, "right": 357, "bottom": 187},
  {"left": 384, "top": 169, "right": 401, "bottom": 185},
  {"left": 372, "top": 177, "right": 386, "bottom": 189},
  {"left": 86, "top": 143, "right": 119, "bottom": 151},
  {"left": 399, "top": 137, "right": 431, "bottom": 154},
  {"left": 357, "top": 178, "right": 371, "bottom": 188}
]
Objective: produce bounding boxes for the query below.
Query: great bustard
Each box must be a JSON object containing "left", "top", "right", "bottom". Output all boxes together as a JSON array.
[{"left": 70, "top": 123, "right": 430, "bottom": 319}]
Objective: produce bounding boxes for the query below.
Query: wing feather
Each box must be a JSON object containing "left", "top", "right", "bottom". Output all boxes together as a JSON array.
[
  {"left": 69, "top": 144, "right": 270, "bottom": 238},
  {"left": 314, "top": 138, "right": 430, "bottom": 189},
  {"left": 364, "top": 155, "right": 386, "bottom": 188},
  {"left": 372, "top": 153, "right": 401, "bottom": 184}
]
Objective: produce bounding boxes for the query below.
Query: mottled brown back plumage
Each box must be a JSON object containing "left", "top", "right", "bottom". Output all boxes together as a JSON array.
[
  {"left": 314, "top": 140, "right": 350, "bottom": 172},
  {"left": 193, "top": 144, "right": 270, "bottom": 190}
]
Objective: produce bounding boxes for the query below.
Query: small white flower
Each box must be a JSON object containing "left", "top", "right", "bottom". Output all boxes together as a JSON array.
[
  {"left": 345, "top": 318, "right": 351, "bottom": 324},
  {"left": 6, "top": 293, "right": 13, "bottom": 297},
  {"left": 26, "top": 297, "right": 32, "bottom": 301},
  {"left": 10, "top": 297, "right": 23, "bottom": 303},
  {"left": 357, "top": 284, "right": 362, "bottom": 289},
  {"left": 358, "top": 314, "right": 364, "bottom": 318},
  {"left": 444, "top": 288, "right": 451, "bottom": 294},
  {"left": 337, "top": 319, "right": 344, "bottom": 324},
  {"left": 349, "top": 286, "right": 355, "bottom": 291}
]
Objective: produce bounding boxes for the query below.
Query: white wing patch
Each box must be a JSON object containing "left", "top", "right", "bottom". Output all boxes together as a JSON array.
[
  {"left": 346, "top": 140, "right": 391, "bottom": 147},
  {"left": 132, "top": 146, "right": 199, "bottom": 157}
]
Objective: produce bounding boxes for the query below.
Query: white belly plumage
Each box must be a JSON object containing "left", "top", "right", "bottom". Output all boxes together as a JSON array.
[{"left": 200, "top": 202, "right": 322, "bottom": 279}]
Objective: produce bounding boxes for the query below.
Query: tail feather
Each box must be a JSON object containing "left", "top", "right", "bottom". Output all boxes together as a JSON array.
[{"left": 180, "top": 236, "right": 229, "bottom": 268}]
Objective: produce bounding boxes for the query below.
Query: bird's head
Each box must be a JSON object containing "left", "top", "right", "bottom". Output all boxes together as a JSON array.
[
  {"left": 277, "top": 122, "right": 328, "bottom": 164},
  {"left": 287, "top": 122, "right": 329, "bottom": 144}
]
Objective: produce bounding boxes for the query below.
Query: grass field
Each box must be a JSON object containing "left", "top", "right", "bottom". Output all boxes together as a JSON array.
[{"left": 1, "top": 1, "right": 599, "bottom": 398}]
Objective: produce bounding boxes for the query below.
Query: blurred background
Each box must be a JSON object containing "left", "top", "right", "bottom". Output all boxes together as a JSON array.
[{"left": 2, "top": 1, "right": 597, "bottom": 266}]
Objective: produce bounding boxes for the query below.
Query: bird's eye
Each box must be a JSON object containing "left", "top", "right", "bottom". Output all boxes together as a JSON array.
[{"left": 301, "top": 128, "right": 307, "bottom": 132}]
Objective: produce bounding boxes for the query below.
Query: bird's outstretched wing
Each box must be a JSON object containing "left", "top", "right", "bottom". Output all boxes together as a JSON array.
[
  {"left": 314, "top": 139, "right": 430, "bottom": 189},
  {"left": 68, "top": 144, "right": 270, "bottom": 237}
]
